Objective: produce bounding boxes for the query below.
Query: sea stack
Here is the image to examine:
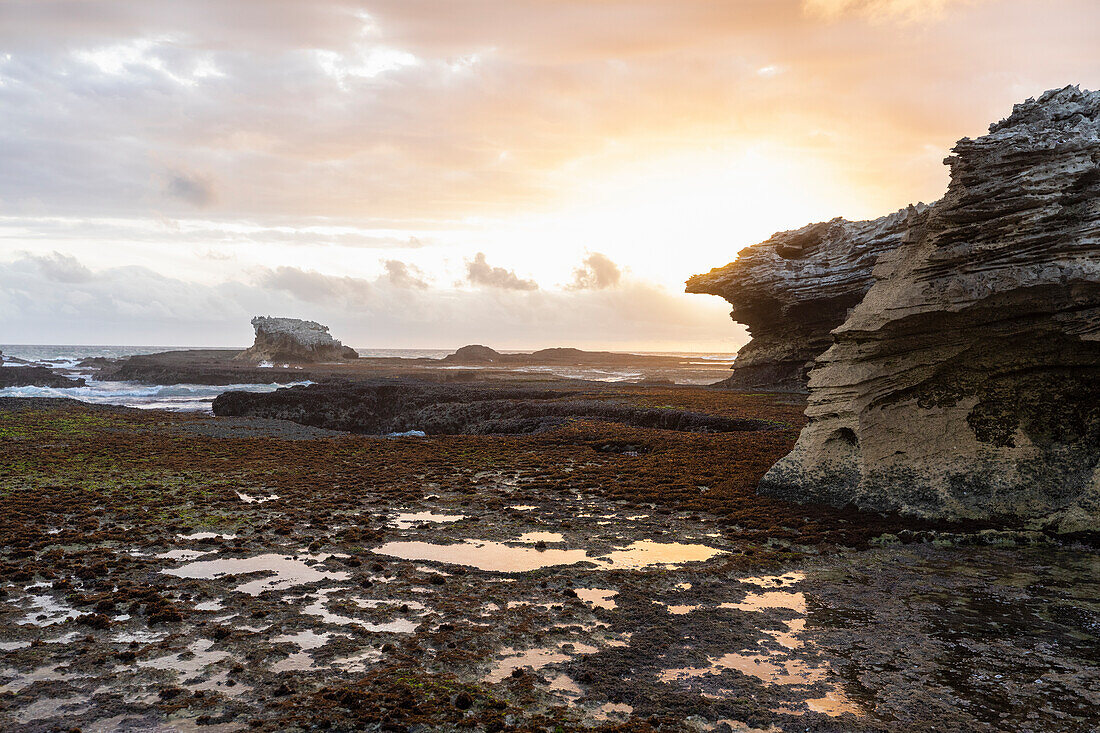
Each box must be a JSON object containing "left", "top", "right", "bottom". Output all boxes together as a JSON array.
[
  {"left": 696, "top": 86, "right": 1100, "bottom": 532},
  {"left": 235, "top": 316, "right": 359, "bottom": 363}
]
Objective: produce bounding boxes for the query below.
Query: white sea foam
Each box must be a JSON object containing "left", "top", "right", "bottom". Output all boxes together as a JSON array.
[{"left": 0, "top": 380, "right": 310, "bottom": 413}]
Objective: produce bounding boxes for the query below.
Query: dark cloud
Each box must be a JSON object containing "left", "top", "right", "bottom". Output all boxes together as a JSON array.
[
  {"left": 465, "top": 252, "right": 537, "bottom": 291},
  {"left": 568, "top": 252, "right": 621, "bottom": 291},
  {"left": 165, "top": 171, "right": 216, "bottom": 207},
  {"left": 382, "top": 259, "right": 429, "bottom": 289}
]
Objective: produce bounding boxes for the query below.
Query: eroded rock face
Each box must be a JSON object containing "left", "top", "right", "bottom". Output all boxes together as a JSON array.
[
  {"left": 759, "top": 86, "right": 1100, "bottom": 532},
  {"left": 235, "top": 317, "right": 358, "bottom": 363},
  {"left": 686, "top": 207, "right": 924, "bottom": 391}
]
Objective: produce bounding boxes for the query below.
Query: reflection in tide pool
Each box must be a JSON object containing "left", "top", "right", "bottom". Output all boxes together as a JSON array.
[
  {"left": 373, "top": 537, "right": 724, "bottom": 573},
  {"left": 162, "top": 553, "right": 350, "bottom": 595},
  {"left": 658, "top": 572, "right": 862, "bottom": 718}
]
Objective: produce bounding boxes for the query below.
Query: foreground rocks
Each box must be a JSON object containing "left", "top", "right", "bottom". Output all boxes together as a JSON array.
[
  {"left": 212, "top": 379, "right": 774, "bottom": 435},
  {"left": 0, "top": 366, "right": 85, "bottom": 389},
  {"left": 755, "top": 86, "right": 1100, "bottom": 532},
  {"left": 687, "top": 208, "right": 923, "bottom": 391},
  {"left": 236, "top": 316, "right": 359, "bottom": 363}
]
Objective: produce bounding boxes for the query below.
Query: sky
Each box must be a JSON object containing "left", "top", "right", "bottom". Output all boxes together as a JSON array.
[{"left": 1, "top": 0, "right": 1098, "bottom": 351}]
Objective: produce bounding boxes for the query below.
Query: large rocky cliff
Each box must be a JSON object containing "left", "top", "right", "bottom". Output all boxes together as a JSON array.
[
  {"left": 235, "top": 316, "right": 359, "bottom": 363},
  {"left": 686, "top": 207, "right": 925, "bottom": 391},
  {"left": 753, "top": 86, "right": 1100, "bottom": 531}
]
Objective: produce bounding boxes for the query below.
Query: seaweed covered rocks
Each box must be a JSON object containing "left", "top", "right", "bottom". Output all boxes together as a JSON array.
[{"left": 212, "top": 379, "right": 775, "bottom": 435}]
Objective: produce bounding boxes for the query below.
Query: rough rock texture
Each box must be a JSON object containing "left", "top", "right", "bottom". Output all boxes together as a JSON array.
[
  {"left": 212, "top": 379, "right": 774, "bottom": 435},
  {"left": 759, "top": 86, "right": 1100, "bottom": 532},
  {"left": 687, "top": 207, "right": 925, "bottom": 391},
  {"left": 235, "top": 316, "right": 358, "bottom": 363},
  {"left": 0, "top": 366, "right": 85, "bottom": 388}
]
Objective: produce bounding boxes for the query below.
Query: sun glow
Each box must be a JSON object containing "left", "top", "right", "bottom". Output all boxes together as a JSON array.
[{"left": 469, "top": 143, "right": 883, "bottom": 291}]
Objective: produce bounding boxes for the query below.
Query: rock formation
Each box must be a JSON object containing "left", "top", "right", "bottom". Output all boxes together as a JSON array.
[
  {"left": 235, "top": 317, "right": 358, "bottom": 363},
  {"left": 753, "top": 86, "right": 1100, "bottom": 532},
  {"left": 0, "top": 366, "right": 86, "bottom": 389},
  {"left": 212, "top": 379, "right": 773, "bottom": 435},
  {"left": 687, "top": 207, "right": 925, "bottom": 391}
]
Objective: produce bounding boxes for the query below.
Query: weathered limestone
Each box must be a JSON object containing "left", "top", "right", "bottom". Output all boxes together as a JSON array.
[
  {"left": 686, "top": 208, "right": 925, "bottom": 391},
  {"left": 235, "top": 316, "right": 359, "bottom": 363},
  {"left": 758, "top": 86, "right": 1100, "bottom": 532}
]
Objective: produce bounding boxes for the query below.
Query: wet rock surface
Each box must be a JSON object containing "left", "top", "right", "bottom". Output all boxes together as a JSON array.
[
  {"left": 212, "top": 379, "right": 777, "bottom": 435},
  {"left": 2, "top": 396, "right": 1096, "bottom": 732},
  {"left": 686, "top": 208, "right": 923, "bottom": 392},
  {"left": 0, "top": 366, "right": 85, "bottom": 389}
]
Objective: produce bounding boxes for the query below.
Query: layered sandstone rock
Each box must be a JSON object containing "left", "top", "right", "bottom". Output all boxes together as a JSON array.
[
  {"left": 686, "top": 207, "right": 925, "bottom": 391},
  {"left": 758, "top": 86, "right": 1100, "bottom": 532},
  {"left": 235, "top": 316, "right": 358, "bottom": 363}
]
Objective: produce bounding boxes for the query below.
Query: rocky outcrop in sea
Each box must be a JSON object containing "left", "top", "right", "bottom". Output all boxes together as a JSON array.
[
  {"left": 724, "top": 86, "right": 1100, "bottom": 532},
  {"left": 687, "top": 208, "right": 925, "bottom": 391},
  {"left": 0, "top": 366, "right": 85, "bottom": 389},
  {"left": 235, "top": 316, "right": 358, "bottom": 363}
]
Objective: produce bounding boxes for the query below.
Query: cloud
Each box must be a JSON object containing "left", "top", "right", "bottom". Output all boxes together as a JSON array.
[
  {"left": 465, "top": 252, "right": 537, "bottom": 291},
  {"left": 0, "top": 0, "right": 1095, "bottom": 226},
  {"left": 165, "top": 171, "right": 215, "bottom": 207},
  {"left": 257, "top": 265, "right": 373, "bottom": 306},
  {"left": 802, "top": 0, "right": 979, "bottom": 20},
  {"left": 568, "top": 252, "right": 621, "bottom": 291},
  {"left": 382, "top": 259, "right": 429, "bottom": 289},
  {"left": 0, "top": 252, "right": 740, "bottom": 350},
  {"left": 30, "top": 251, "right": 93, "bottom": 283}
]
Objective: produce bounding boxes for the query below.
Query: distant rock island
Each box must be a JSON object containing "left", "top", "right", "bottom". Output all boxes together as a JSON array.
[
  {"left": 235, "top": 316, "right": 359, "bottom": 363},
  {"left": 692, "top": 86, "right": 1100, "bottom": 532},
  {"left": 442, "top": 344, "right": 679, "bottom": 367}
]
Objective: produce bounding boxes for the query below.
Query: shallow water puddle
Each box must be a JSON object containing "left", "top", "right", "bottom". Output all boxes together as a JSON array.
[
  {"left": 516, "top": 531, "right": 566, "bottom": 543},
  {"left": 15, "top": 696, "right": 90, "bottom": 724},
  {"left": 163, "top": 553, "right": 350, "bottom": 595},
  {"left": 19, "top": 592, "right": 87, "bottom": 626},
  {"left": 177, "top": 532, "right": 238, "bottom": 541},
  {"left": 375, "top": 539, "right": 591, "bottom": 572},
  {"left": 390, "top": 510, "right": 466, "bottom": 529},
  {"left": 302, "top": 588, "right": 420, "bottom": 632},
  {"left": 576, "top": 588, "right": 618, "bottom": 610},
  {"left": 483, "top": 641, "right": 599, "bottom": 683},
  {"left": 137, "top": 639, "right": 229, "bottom": 681},
  {"left": 596, "top": 540, "right": 725, "bottom": 570},
  {"left": 373, "top": 538, "right": 723, "bottom": 573},
  {"left": 0, "top": 664, "right": 88, "bottom": 694},
  {"left": 659, "top": 570, "right": 861, "bottom": 718},
  {"left": 273, "top": 630, "right": 343, "bottom": 650},
  {"left": 236, "top": 491, "right": 279, "bottom": 504},
  {"left": 157, "top": 549, "right": 215, "bottom": 561}
]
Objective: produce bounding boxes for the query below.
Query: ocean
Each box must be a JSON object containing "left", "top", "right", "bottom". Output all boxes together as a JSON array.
[{"left": 0, "top": 345, "right": 736, "bottom": 412}]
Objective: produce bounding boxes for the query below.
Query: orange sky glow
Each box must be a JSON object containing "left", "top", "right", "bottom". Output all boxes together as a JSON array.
[{"left": 1, "top": 0, "right": 1098, "bottom": 350}]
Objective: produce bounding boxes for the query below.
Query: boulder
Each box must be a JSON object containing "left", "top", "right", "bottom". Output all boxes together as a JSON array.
[
  {"left": 756, "top": 86, "right": 1100, "bottom": 532},
  {"left": 235, "top": 317, "right": 358, "bottom": 363},
  {"left": 687, "top": 208, "right": 924, "bottom": 391}
]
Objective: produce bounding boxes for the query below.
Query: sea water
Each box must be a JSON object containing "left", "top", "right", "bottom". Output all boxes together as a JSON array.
[{"left": 0, "top": 344, "right": 309, "bottom": 413}]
